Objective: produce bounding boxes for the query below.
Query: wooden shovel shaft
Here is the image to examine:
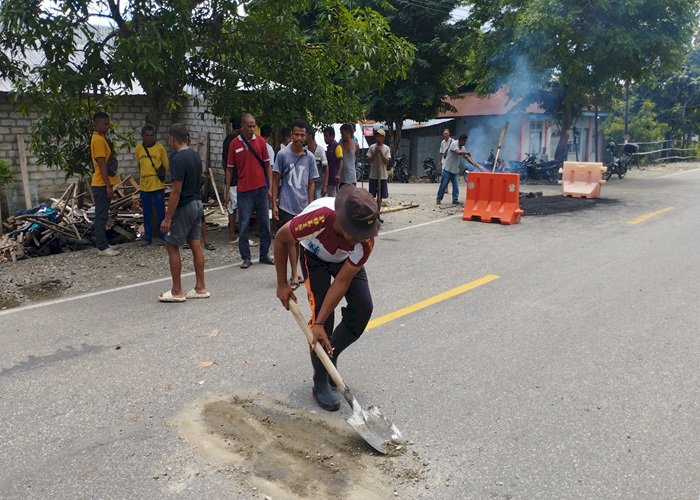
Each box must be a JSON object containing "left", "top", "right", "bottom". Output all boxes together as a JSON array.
[
  {"left": 288, "top": 301, "right": 347, "bottom": 393},
  {"left": 492, "top": 121, "right": 510, "bottom": 172}
]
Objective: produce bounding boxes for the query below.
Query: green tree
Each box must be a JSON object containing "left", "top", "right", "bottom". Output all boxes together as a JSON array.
[
  {"left": 356, "top": 0, "right": 468, "bottom": 154},
  {"left": 635, "top": 45, "right": 700, "bottom": 145},
  {"left": 0, "top": 0, "right": 413, "bottom": 176},
  {"left": 16, "top": 95, "right": 134, "bottom": 179},
  {"left": 465, "top": 0, "right": 700, "bottom": 161},
  {"left": 0, "top": 160, "right": 15, "bottom": 188},
  {"left": 191, "top": 0, "right": 414, "bottom": 128},
  {"left": 602, "top": 97, "right": 670, "bottom": 144}
]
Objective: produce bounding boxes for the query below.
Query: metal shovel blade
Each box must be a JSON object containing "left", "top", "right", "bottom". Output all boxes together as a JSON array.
[
  {"left": 345, "top": 392, "right": 402, "bottom": 454},
  {"left": 288, "top": 301, "right": 402, "bottom": 454}
]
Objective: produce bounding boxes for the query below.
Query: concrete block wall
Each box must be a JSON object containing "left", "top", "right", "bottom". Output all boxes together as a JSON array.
[{"left": 0, "top": 93, "right": 226, "bottom": 216}]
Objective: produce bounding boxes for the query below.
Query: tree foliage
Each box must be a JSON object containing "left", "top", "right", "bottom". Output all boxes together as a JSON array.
[
  {"left": 464, "top": 0, "right": 700, "bottom": 160},
  {"left": 601, "top": 97, "right": 670, "bottom": 144},
  {"left": 191, "top": 0, "right": 414, "bottom": 127},
  {"left": 355, "top": 0, "right": 469, "bottom": 153},
  {"left": 0, "top": 160, "right": 15, "bottom": 188},
  {"left": 0, "top": 0, "right": 414, "bottom": 176},
  {"left": 634, "top": 45, "right": 700, "bottom": 144},
  {"left": 17, "top": 95, "right": 134, "bottom": 179}
]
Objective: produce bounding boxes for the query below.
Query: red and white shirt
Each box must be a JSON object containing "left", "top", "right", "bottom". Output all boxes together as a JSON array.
[{"left": 289, "top": 198, "right": 374, "bottom": 267}]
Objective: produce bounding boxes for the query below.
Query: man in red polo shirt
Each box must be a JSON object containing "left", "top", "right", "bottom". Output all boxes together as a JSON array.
[{"left": 226, "top": 113, "right": 275, "bottom": 269}]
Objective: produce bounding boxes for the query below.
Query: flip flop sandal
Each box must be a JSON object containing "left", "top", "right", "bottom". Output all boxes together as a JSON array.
[
  {"left": 204, "top": 243, "right": 216, "bottom": 251},
  {"left": 289, "top": 279, "right": 301, "bottom": 290},
  {"left": 159, "top": 290, "right": 186, "bottom": 303},
  {"left": 185, "top": 289, "right": 211, "bottom": 299}
]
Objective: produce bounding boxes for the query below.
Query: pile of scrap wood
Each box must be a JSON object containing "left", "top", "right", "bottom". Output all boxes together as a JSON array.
[
  {"left": 0, "top": 170, "right": 225, "bottom": 263},
  {"left": 0, "top": 176, "right": 143, "bottom": 263}
]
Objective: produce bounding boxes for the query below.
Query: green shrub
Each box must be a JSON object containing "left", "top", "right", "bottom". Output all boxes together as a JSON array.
[{"left": 0, "top": 160, "right": 15, "bottom": 187}]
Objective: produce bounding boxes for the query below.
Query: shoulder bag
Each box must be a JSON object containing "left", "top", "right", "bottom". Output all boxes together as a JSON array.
[
  {"left": 105, "top": 136, "right": 119, "bottom": 176},
  {"left": 240, "top": 135, "right": 267, "bottom": 170},
  {"left": 143, "top": 144, "right": 166, "bottom": 182}
]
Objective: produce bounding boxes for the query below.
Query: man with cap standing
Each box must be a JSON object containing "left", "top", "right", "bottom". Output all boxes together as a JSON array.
[
  {"left": 274, "top": 185, "right": 380, "bottom": 411},
  {"left": 365, "top": 128, "right": 391, "bottom": 219}
]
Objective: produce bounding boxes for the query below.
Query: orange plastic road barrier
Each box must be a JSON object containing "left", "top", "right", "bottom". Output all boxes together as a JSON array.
[
  {"left": 462, "top": 172, "right": 524, "bottom": 225},
  {"left": 560, "top": 161, "right": 607, "bottom": 198}
]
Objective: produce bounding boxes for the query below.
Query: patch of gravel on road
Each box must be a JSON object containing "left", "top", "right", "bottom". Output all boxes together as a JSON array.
[{"left": 2, "top": 163, "right": 697, "bottom": 310}]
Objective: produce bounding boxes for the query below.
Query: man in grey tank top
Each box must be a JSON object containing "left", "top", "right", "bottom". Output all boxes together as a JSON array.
[{"left": 338, "top": 123, "right": 359, "bottom": 186}]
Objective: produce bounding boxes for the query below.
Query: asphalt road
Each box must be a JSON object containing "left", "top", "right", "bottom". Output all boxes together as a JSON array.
[{"left": 2, "top": 168, "right": 700, "bottom": 499}]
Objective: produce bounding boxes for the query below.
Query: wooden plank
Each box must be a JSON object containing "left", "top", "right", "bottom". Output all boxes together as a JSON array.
[
  {"left": 380, "top": 203, "right": 418, "bottom": 214},
  {"left": 201, "top": 132, "right": 209, "bottom": 168},
  {"left": 16, "top": 134, "right": 32, "bottom": 209},
  {"left": 209, "top": 168, "right": 224, "bottom": 215},
  {"left": 111, "top": 224, "right": 135, "bottom": 241}
]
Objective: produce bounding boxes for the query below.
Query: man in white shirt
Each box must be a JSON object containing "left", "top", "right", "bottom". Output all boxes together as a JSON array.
[
  {"left": 437, "top": 134, "right": 468, "bottom": 205},
  {"left": 438, "top": 129, "right": 452, "bottom": 194},
  {"left": 306, "top": 126, "right": 328, "bottom": 200}
]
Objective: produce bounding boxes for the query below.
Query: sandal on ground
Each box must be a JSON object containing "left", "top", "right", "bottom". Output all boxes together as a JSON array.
[
  {"left": 185, "top": 289, "right": 211, "bottom": 299},
  {"left": 159, "top": 290, "right": 186, "bottom": 303},
  {"left": 289, "top": 279, "right": 301, "bottom": 290},
  {"left": 204, "top": 243, "right": 216, "bottom": 251}
]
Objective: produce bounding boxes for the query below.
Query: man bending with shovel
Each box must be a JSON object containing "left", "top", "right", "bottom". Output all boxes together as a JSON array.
[{"left": 274, "top": 185, "right": 380, "bottom": 411}]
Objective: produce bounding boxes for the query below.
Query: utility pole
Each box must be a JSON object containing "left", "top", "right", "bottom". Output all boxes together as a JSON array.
[
  {"left": 594, "top": 103, "right": 599, "bottom": 162},
  {"left": 624, "top": 82, "right": 630, "bottom": 137}
]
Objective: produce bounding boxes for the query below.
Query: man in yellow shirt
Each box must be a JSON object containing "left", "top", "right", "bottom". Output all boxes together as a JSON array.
[
  {"left": 91, "top": 112, "right": 120, "bottom": 256},
  {"left": 135, "top": 124, "right": 169, "bottom": 245}
]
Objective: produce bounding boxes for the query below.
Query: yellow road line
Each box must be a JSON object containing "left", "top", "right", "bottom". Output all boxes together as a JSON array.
[
  {"left": 627, "top": 207, "right": 674, "bottom": 225},
  {"left": 366, "top": 274, "right": 500, "bottom": 331}
]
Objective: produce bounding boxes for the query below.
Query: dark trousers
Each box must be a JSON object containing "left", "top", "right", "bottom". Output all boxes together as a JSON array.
[
  {"left": 92, "top": 185, "right": 109, "bottom": 251},
  {"left": 237, "top": 187, "right": 271, "bottom": 261},
  {"left": 140, "top": 189, "right": 165, "bottom": 242},
  {"left": 300, "top": 250, "right": 373, "bottom": 358}
]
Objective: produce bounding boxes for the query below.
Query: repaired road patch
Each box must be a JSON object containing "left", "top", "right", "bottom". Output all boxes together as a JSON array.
[{"left": 175, "top": 393, "right": 426, "bottom": 499}]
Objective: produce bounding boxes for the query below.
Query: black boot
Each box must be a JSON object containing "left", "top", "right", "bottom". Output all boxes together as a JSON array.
[
  {"left": 310, "top": 352, "right": 340, "bottom": 411},
  {"left": 328, "top": 322, "right": 361, "bottom": 388}
]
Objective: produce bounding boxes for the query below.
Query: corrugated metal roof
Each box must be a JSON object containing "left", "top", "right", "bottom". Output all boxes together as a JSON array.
[
  {"left": 1, "top": 24, "right": 146, "bottom": 94},
  {"left": 401, "top": 118, "right": 454, "bottom": 130}
]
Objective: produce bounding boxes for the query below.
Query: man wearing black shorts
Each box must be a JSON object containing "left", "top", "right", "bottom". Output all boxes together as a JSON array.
[
  {"left": 274, "top": 185, "right": 380, "bottom": 411},
  {"left": 159, "top": 123, "right": 210, "bottom": 302}
]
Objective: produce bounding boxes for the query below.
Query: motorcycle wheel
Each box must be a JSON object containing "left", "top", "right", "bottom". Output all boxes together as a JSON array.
[
  {"left": 546, "top": 169, "right": 559, "bottom": 184},
  {"left": 520, "top": 170, "right": 528, "bottom": 184},
  {"left": 618, "top": 166, "right": 627, "bottom": 179},
  {"left": 604, "top": 165, "right": 614, "bottom": 181}
]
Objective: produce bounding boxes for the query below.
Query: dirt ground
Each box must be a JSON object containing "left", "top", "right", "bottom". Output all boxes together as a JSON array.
[
  {"left": 175, "top": 393, "right": 426, "bottom": 499},
  {"left": 1, "top": 162, "right": 696, "bottom": 310}
]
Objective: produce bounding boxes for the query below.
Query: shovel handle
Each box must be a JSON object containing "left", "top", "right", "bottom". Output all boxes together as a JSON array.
[{"left": 288, "top": 300, "right": 346, "bottom": 392}]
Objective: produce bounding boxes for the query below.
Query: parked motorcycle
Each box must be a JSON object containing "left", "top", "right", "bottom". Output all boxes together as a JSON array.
[
  {"left": 604, "top": 141, "right": 638, "bottom": 180},
  {"left": 514, "top": 153, "right": 561, "bottom": 184},
  {"left": 355, "top": 157, "right": 370, "bottom": 182},
  {"left": 422, "top": 157, "right": 438, "bottom": 182},
  {"left": 389, "top": 155, "right": 410, "bottom": 183},
  {"left": 478, "top": 149, "right": 527, "bottom": 182}
]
